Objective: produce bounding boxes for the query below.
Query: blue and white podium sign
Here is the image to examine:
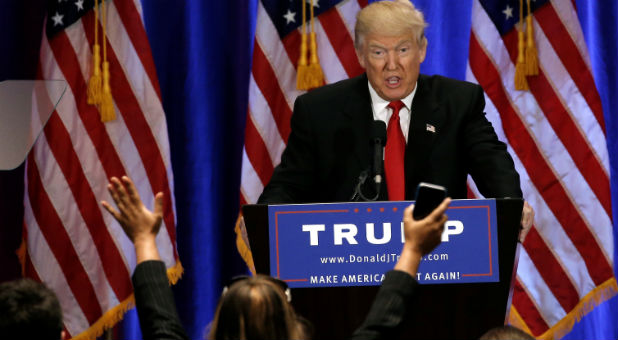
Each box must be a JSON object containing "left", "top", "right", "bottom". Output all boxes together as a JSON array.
[{"left": 268, "top": 199, "right": 499, "bottom": 288}]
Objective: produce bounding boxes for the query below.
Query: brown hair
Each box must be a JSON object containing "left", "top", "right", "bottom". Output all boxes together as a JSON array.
[
  {"left": 355, "top": 0, "right": 428, "bottom": 50},
  {"left": 208, "top": 275, "right": 306, "bottom": 340},
  {"left": 0, "top": 279, "right": 63, "bottom": 340},
  {"left": 480, "top": 325, "right": 535, "bottom": 340}
]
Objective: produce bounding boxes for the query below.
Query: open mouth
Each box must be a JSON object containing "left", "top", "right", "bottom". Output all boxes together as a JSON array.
[{"left": 386, "top": 76, "right": 401, "bottom": 88}]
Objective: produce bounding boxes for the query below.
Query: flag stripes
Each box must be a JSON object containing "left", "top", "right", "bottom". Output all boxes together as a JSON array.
[
  {"left": 25, "top": 1, "right": 179, "bottom": 338},
  {"left": 470, "top": 31, "right": 613, "bottom": 284},
  {"left": 468, "top": 0, "right": 615, "bottom": 337}
]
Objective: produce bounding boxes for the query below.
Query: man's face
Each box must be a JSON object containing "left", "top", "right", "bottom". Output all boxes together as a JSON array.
[{"left": 356, "top": 32, "right": 426, "bottom": 101}]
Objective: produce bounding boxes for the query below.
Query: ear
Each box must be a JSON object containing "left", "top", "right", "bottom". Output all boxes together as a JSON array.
[
  {"left": 418, "top": 40, "right": 427, "bottom": 63},
  {"left": 355, "top": 47, "right": 366, "bottom": 69}
]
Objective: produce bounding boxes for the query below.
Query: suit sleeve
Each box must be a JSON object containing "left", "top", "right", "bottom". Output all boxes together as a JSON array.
[
  {"left": 463, "top": 85, "right": 522, "bottom": 198},
  {"left": 132, "top": 260, "right": 189, "bottom": 340},
  {"left": 349, "top": 270, "right": 418, "bottom": 340},
  {"left": 258, "top": 95, "right": 318, "bottom": 204}
]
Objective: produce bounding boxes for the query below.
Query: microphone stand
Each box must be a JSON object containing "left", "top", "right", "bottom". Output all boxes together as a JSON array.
[{"left": 350, "top": 170, "right": 381, "bottom": 201}]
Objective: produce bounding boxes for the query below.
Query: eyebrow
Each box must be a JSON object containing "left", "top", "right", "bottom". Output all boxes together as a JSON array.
[{"left": 367, "top": 39, "right": 413, "bottom": 50}]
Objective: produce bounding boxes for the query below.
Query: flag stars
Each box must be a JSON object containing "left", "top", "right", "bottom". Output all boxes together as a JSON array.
[
  {"left": 502, "top": 5, "right": 513, "bottom": 20},
  {"left": 51, "top": 12, "right": 64, "bottom": 26},
  {"left": 75, "top": 0, "right": 84, "bottom": 11},
  {"left": 306, "top": 0, "right": 319, "bottom": 8},
  {"left": 283, "top": 9, "right": 296, "bottom": 24}
]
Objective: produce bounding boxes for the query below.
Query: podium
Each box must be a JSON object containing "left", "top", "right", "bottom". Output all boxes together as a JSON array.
[{"left": 242, "top": 198, "right": 522, "bottom": 339}]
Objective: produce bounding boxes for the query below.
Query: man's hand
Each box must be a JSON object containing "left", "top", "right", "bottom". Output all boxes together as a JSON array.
[
  {"left": 519, "top": 201, "right": 534, "bottom": 242},
  {"left": 395, "top": 198, "right": 451, "bottom": 277},
  {"left": 101, "top": 176, "right": 163, "bottom": 263}
]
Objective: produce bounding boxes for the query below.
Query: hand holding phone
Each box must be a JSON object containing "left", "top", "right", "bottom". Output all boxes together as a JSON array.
[{"left": 413, "top": 182, "right": 448, "bottom": 220}]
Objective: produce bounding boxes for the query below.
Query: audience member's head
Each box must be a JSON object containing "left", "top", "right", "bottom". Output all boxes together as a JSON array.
[
  {"left": 0, "top": 278, "right": 63, "bottom": 340},
  {"left": 480, "top": 325, "right": 535, "bottom": 340},
  {"left": 208, "top": 274, "right": 306, "bottom": 340}
]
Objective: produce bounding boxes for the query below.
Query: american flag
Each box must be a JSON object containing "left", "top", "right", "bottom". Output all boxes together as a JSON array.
[
  {"left": 240, "top": 0, "right": 616, "bottom": 338},
  {"left": 24, "top": 0, "right": 180, "bottom": 338},
  {"left": 467, "top": 0, "right": 616, "bottom": 338},
  {"left": 237, "top": 0, "right": 368, "bottom": 268}
]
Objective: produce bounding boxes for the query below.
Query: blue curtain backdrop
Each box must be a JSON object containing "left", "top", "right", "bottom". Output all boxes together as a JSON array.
[{"left": 0, "top": 0, "right": 615, "bottom": 339}]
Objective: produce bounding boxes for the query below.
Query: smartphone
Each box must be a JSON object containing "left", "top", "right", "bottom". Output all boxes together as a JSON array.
[{"left": 413, "top": 182, "right": 447, "bottom": 220}]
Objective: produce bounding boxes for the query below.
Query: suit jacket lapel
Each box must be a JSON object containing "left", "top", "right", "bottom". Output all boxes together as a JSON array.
[
  {"left": 343, "top": 74, "right": 374, "bottom": 171},
  {"left": 405, "top": 75, "right": 443, "bottom": 198}
]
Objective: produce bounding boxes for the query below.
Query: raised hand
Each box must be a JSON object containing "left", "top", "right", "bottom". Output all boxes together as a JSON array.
[{"left": 101, "top": 176, "right": 164, "bottom": 263}]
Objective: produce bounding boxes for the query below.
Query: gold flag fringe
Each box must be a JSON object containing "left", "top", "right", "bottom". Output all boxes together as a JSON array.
[
  {"left": 306, "top": 0, "right": 324, "bottom": 88},
  {"left": 87, "top": 44, "right": 102, "bottom": 105},
  {"left": 515, "top": 0, "right": 529, "bottom": 91},
  {"left": 99, "top": 0, "right": 115, "bottom": 122},
  {"left": 71, "top": 260, "right": 184, "bottom": 340},
  {"left": 297, "top": 0, "right": 310, "bottom": 90},
  {"left": 297, "top": 0, "right": 324, "bottom": 90},
  {"left": 524, "top": 0, "right": 539, "bottom": 76},
  {"left": 87, "top": 0, "right": 102, "bottom": 105},
  {"left": 509, "top": 277, "right": 618, "bottom": 340},
  {"left": 100, "top": 61, "right": 115, "bottom": 122},
  {"left": 235, "top": 213, "right": 257, "bottom": 275}
]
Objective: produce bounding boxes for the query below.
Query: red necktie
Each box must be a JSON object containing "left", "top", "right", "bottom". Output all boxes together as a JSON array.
[{"left": 385, "top": 101, "right": 406, "bottom": 200}]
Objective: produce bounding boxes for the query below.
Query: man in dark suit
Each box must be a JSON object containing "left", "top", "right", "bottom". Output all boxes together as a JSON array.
[{"left": 258, "top": 0, "right": 533, "bottom": 235}]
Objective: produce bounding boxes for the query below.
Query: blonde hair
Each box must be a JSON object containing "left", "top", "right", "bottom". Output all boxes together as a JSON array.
[{"left": 355, "top": 0, "right": 428, "bottom": 50}]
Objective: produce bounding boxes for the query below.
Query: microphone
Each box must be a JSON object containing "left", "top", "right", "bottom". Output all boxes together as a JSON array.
[
  {"left": 349, "top": 122, "right": 386, "bottom": 202},
  {"left": 371, "top": 120, "right": 387, "bottom": 189}
]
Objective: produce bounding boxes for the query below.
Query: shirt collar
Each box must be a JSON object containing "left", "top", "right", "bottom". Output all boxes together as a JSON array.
[{"left": 367, "top": 80, "right": 418, "bottom": 114}]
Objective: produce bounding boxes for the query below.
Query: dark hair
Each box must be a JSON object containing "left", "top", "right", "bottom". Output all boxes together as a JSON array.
[
  {"left": 208, "top": 275, "right": 306, "bottom": 340},
  {"left": 480, "top": 325, "right": 535, "bottom": 340},
  {"left": 0, "top": 278, "right": 63, "bottom": 340}
]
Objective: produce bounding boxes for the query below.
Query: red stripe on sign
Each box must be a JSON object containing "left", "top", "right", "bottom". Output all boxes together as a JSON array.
[
  {"left": 523, "top": 227, "right": 580, "bottom": 311},
  {"left": 27, "top": 152, "right": 102, "bottom": 324},
  {"left": 512, "top": 278, "right": 550, "bottom": 335},
  {"left": 318, "top": 8, "right": 364, "bottom": 78},
  {"left": 501, "top": 30, "right": 612, "bottom": 217},
  {"left": 111, "top": 0, "right": 162, "bottom": 100},
  {"left": 81, "top": 15, "right": 178, "bottom": 257},
  {"left": 47, "top": 32, "right": 133, "bottom": 299},
  {"left": 535, "top": 3, "right": 605, "bottom": 132},
  {"left": 244, "top": 115, "right": 275, "bottom": 186},
  {"left": 252, "top": 43, "right": 293, "bottom": 142},
  {"left": 469, "top": 32, "right": 614, "bottom": 285}
]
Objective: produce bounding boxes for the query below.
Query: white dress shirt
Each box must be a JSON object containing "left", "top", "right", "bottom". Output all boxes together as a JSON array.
[{"left": 368, "top": 81, "right": 418, "bottom": 143}]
